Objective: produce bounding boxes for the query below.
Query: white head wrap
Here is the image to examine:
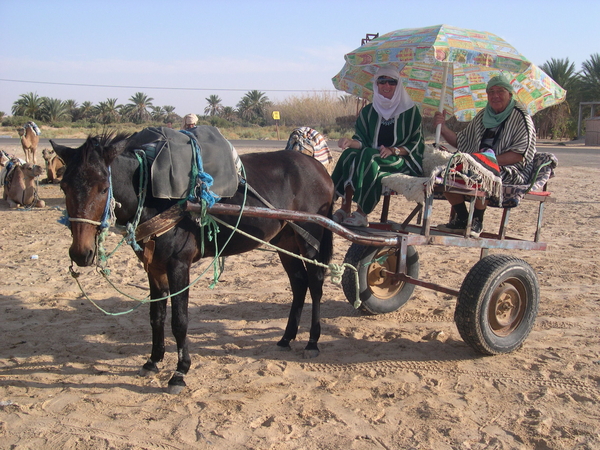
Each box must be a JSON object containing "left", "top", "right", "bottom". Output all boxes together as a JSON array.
[
  {"left": 183, "top": 113, "right": 198, "bottom": 127},
  {"left": 372, "top": 66, "right": 414, "bottom": 120}
]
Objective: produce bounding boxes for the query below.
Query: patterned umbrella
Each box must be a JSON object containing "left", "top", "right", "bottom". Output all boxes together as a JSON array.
[{"left": 332, "top": 24, "right": 566, "bottom": 123}]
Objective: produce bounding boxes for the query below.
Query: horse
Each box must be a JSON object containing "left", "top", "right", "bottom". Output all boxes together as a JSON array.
[
  {"left": 51, "top": 131, "right": 335, "bottom": 394},
  {"left": 2, "top": 159, "right": 45, "bottom": 208},
  {"left": 41, "top": 148, "right": 65, "bottom": 184},
  {"left": 17, "top": 122, "right": 40, "bottom": 165}
]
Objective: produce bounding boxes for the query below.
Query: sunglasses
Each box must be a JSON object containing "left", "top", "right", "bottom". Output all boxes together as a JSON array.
[{"left": 377, "top": 78, "right": 398, "bottom": 86}]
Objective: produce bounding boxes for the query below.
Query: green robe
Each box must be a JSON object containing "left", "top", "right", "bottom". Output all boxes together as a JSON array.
[{"left": 331, "top": 103, "right": 425, "bottom": 214}]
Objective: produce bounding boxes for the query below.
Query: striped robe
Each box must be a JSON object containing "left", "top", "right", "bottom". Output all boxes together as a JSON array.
[
  {"left": 456, "top": 103, "right": 537, "bottom": 185},
  {"left": 331, "top": 104, "right": 425, "bottom": 214}
]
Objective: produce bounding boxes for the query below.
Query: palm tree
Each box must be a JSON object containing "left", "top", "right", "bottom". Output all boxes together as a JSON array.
[
  {"left": 163, "top": 105, "right": 178, "bottom": 124},
  {"left": 237, "top": 90, "right": 270, "bottom": 124},
  {"left": 220, "top": 106, "right": 238, "bottom": 122},
  {"left": 150, "top": 106, "right": 166, "bottom": 122},
  {"left": 12, "top": 92, "right": 44, "bottom": 119},
  {"left": 536, "top": 58, "right": 582, "bottom": 139},
  {"left": 40, "top": 98, "right": 70, "bottom": 123},
  {"left": 125, "top": 92, "right": 154, "bottom": 124},
  {"left": 63, "top": 99, "right": 78, "bottom": 122},
  {"left": 93, "top": 98, "right": 122, "bottom": 124},
  {"left": 76, "top": 101, "right": 94, "bottom": 121},
  {"left": 580, "top": 53, "right": 600, "bottom": 102},
  {"left": 204, "top": 95, "right": 223, "bottom": 116}
]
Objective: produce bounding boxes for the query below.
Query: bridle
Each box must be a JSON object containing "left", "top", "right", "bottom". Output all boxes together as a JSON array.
[{"left": 66, "top": 166, "right": 114, "bottom": 232}]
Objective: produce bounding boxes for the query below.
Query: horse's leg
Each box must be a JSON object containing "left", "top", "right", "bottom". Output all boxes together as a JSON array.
[
  {"left": 277, "top": 250, "right": 320, "bottom": 357},
  {"left": 139, "top": 271, "right": 169, "bottom": 377},
  {"left": 166, "top": 260, "right": 192, "bottom": 395},
  {"left": 304, "top": 262, "right": 326, "bottom": 358}
]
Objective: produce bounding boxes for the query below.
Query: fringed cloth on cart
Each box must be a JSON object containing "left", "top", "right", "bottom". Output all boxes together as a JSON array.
[
  {"left": 382, "top": 146, "right": 558, "bottom": 208},
  {"left": 285, "top": 127, "right": 333, "bottom": 170},
  {"left": 488, "top": 152, "right": 557, "bottom": 208},
  {"left": 381, "top": 145, "right": 502, "bottom": 203}
]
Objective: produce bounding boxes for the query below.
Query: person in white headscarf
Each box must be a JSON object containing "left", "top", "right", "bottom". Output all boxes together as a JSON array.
[
  {"left": 182, "top": 113, "right": 198, "bottom": 130},
  {"left": 331, "top": 66, "right": 425, "bottom": 226}
]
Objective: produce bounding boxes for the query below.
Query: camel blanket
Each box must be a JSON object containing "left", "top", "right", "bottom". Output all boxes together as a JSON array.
[
  {"left": 126, "top": 126, "right": 239, "bottom": 201},
  {"left": 285, "top": 127, "right": 333, "bottom": 169}
]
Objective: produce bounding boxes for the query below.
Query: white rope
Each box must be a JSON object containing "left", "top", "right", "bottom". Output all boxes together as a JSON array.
[
  {"left": 210, "top": 215, "right": 361, "bottom": 307},
  {"left": 69, "top": 217, "right": 103, "bottom": 226}
]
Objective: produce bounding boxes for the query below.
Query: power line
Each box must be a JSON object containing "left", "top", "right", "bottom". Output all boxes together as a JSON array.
[{"left": 0, "top": 78, "right": 338, "bottom": 94}]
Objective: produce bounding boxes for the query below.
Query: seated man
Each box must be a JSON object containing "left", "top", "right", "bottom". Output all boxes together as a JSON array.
[{"left": 432, "top": 75, "right": 537, "bottom": 237}]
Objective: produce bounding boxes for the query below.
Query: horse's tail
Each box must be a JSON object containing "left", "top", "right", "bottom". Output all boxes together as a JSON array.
[{"left": 317, "top": 203, "right": 334, "bottom": 266}]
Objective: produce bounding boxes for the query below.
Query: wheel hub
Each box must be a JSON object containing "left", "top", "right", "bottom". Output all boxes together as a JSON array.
[
  {"left": 366, "top": 249, "right": 404, "bottom": 299},
  {"left": 488, "top": 279, "right": 527, "bottom": 336}
]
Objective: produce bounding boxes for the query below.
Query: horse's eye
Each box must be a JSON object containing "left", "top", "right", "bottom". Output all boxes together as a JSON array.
[{"left": 101, "top": 187, "right": 109, "bottom": 195}]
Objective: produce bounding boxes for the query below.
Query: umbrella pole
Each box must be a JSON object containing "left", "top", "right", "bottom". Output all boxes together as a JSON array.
[{"left": 435, "top": 62, "right": 450, "bottom": 147}]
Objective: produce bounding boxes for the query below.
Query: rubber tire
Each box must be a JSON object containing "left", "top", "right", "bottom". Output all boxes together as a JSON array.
[
  {"left": 342, "top": 244, "right": 419, "bottom": 315},
  {"left": 455, "top": 254, "right": 539, "bottom": 355}
]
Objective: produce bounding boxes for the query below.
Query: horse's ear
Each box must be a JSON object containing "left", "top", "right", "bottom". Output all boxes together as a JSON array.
[
  {"left": 105, "top": 138, "right": 129, "bottom": 165},
  {"left": 50, "top": 140, "right": 74, "bottom": 164}
]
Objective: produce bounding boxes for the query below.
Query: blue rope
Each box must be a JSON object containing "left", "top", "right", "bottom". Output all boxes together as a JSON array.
[
  {"left": 179, "top": 130, "right": 220, "bottom": 208},
  {"left": 101, "top": 166, "right": 113, "bottom": 230}
]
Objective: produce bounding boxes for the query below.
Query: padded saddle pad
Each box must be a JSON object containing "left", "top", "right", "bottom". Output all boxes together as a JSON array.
[{"left": 126, "top": 126, "right": 239, "bottom": 200}]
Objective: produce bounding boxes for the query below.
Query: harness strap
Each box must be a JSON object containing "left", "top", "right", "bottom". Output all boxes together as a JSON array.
[
  {"left": 135, "top": 203, "right": 186, "bottom": 243},
  {"left": 244, "top": 183, "right": 321, "bottom": 252}
]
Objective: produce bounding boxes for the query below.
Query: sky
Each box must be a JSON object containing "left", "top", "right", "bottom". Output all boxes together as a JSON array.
[{"left": 1, "top": 0, "right": 598, "bottom": 119}]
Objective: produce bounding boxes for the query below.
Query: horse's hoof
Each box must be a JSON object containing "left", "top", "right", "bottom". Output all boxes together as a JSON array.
[
  {"left": 139, "top": 362, "right": 159, "bottom": 377},
  {"left": 277, "top": 339, "right": 292, "bottom": 351},
  {"left": 302, "top": 348, "right": 320, "bottom": 359},
  {"left": 167, "top": 374, "right": 186, "bottom": 395},
  {"left": 167, "top": 384, "right": 186, "bottom": 395}
]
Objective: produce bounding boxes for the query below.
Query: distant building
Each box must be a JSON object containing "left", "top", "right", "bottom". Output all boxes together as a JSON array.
[{"left": 585, "top": 117, "right": 600, "bottom": 146}]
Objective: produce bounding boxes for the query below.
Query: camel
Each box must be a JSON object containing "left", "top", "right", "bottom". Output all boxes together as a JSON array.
[
  {"left": 17, "top": 122, "right": 40, "bottom": 165},
  {"left": 41, "top": 148, "right": 65, "bottom": 184},
  {"left": 2, "top": 159, "right": 45, "bottom": 208}
]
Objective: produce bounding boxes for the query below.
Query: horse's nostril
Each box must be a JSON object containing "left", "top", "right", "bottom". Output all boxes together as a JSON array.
[{"left": 69, "top": 247, "right": 95, "bottom": 267}]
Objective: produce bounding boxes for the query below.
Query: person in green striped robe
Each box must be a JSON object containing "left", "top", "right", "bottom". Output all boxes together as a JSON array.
[{"left": 331, "top": 66, "right": 425, "bottom": 227}]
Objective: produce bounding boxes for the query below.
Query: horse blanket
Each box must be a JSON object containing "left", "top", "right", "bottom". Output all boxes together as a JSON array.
[{"left": 126, "top": 126, "right": 240, "bottom": 201}]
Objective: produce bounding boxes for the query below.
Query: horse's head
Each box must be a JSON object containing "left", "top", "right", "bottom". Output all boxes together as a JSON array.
[{"left": 51, "top": 133, "right": 129, "bottom": 267}]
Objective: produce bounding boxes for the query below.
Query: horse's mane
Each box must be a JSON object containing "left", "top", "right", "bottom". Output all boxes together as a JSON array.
[
  {"left": 86, "top": 131, "right": 131, "bottom": 149},
  {"left": 75, "top": 131, "right": 132, "bottom": 162}
]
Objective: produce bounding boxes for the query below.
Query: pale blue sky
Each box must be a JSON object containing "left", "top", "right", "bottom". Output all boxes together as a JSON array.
[{"left": 1, "top": 0, "right": 598, "bottom": 117}]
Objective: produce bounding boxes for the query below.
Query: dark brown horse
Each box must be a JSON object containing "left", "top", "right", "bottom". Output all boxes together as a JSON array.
[{"left": 51, "top": 131, "right": 334, "bottom": 394}]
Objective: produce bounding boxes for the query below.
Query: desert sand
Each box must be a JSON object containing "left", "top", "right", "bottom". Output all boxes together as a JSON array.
[{"left": 0, "top": 140, "right": 599, "bottom": 450}]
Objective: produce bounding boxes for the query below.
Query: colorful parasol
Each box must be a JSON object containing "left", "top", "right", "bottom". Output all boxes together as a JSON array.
[{"left": 332, "top": 24, "right": 566, "bottom": 123}]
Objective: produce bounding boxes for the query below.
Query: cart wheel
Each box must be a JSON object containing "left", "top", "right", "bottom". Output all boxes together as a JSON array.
[
  {"left": 455, "top": 254, "right": 539, "bottom": 355},
  {"left": 342, "top": 244, "right": 419, "bottom": 315}
]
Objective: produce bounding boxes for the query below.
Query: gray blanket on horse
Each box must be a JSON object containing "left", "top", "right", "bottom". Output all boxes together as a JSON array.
[{"left": 126, "top": 126, "right": 239, "bottom": 200}]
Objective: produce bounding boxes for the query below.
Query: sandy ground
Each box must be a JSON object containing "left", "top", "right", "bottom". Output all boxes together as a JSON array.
[{"left": 0, "top": 141, "right": 599, "bottom": 450}]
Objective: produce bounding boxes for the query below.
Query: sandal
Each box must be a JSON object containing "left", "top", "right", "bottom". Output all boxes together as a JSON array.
[
  {"left": 341, "top": 211, "right": 368, "bottom": 227},
  {"left": 332, "top": 208, "right": 348, "bottom": 224}
]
